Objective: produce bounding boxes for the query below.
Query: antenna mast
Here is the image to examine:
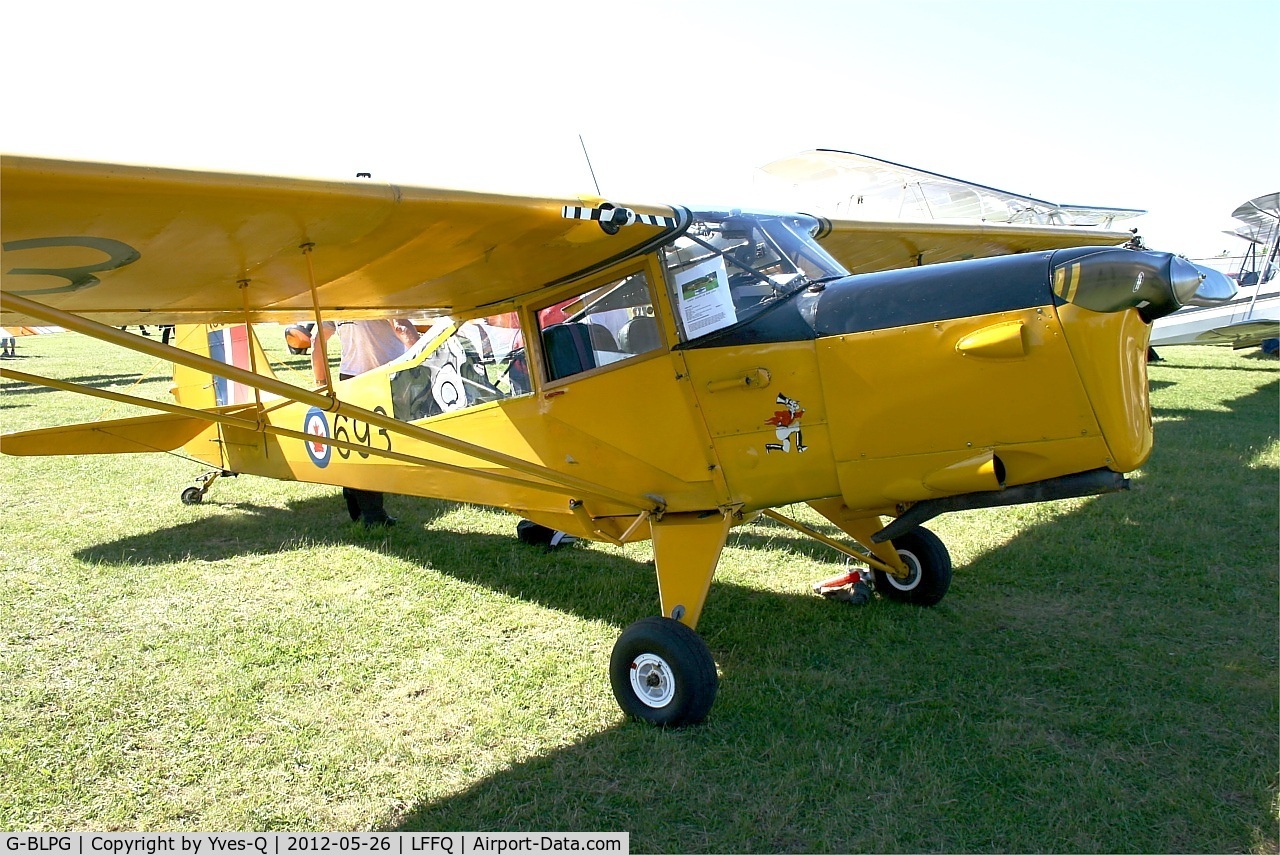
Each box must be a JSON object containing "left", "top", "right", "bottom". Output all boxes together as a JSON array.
[{"left": 579, "top": 134, "right": 602, "bottom": 196}]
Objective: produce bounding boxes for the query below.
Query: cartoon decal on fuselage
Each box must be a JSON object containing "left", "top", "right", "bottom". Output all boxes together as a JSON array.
[{"left": 765, "top": 393, "right": 807, "bottom": 453}]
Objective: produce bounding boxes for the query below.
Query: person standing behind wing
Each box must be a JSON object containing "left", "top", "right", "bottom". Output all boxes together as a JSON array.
[{"left": 312, "top": 318, "right": 420, "bottom": 526}]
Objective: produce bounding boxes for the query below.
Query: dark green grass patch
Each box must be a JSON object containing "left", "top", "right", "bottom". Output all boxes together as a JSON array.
[{"left": 1, "top": 332, "right": 1276, "bottom": 851}]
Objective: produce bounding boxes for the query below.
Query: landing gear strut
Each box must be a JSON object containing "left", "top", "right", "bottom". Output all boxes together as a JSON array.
[{"left": 180, "top": 469, "right": 236, "bottom": 505}]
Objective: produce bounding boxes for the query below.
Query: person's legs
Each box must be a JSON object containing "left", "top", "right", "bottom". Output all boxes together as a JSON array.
[
  {"left": 332, "top": 372, "right": 395, "bottom": 527},
  {"left": 351, "top": 488, "right": 395, "bottom": 526},
  {"left": 342, "top": 487, "right": 362, "bottom": 521}
]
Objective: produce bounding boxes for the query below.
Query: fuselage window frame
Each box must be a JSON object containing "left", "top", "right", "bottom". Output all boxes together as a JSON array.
[{"left": 530, "top": 263, "right": 667, "bottom": 389}]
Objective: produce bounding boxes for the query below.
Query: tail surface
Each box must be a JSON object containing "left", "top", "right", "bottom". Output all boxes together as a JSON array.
[{"left": 170, "top": 324, "right": 277, "bottom": 409}]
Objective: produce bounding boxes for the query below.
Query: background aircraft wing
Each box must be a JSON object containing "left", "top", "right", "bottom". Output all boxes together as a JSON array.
[
  {"left": 758, "top": 149, "right": 1145, "bottom": 227},
  {"left": 1, "top": 156, "right": 681, "bottom": 326},
  {"left": 814, "top": 217, "right": 1134, "bottom": 273},
  {"left": 1227, "top": 192, "right": 1280, "bottom": 244},
  {"left": 1154, "top": 318, "right": 1280, "bottom": 348}
]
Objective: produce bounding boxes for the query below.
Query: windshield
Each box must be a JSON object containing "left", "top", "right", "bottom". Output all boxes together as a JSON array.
[{"left": 660, "top": 210, "right": 847, "bottom": 341}]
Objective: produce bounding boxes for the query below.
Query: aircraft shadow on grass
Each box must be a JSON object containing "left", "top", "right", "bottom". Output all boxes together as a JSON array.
[
  {"left": 75, "top": 489, "right": 840, "bottom": 635},
  {"left": 73, "top": 379, "right": 1278, "bottom": 851},
  {"left": 1, "top": 372, "right": 170, "bottom": 414},
  {"left": 0, "top": 370, "right": 171, "bottom": 399}
]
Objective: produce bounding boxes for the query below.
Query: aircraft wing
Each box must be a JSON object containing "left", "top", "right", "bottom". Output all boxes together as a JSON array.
[
  {"left": 1230, "top": 192, "right": 1280, "bottom": 232},
  {"left": 1224, "top": 192, "right": 1280, "bottom": 246},
  {"left": 1, "top": 156, "right": 682, "bottom": 326},
  {"left": 758, "top": 149, "right": 1145, "bottom": 227},
  {"left": 1195, "top": 319, "right": 1280, "bottom": 348},
  {"left": 814, "top": 217, "right": 1135, "bottom": 274},
  {"left": 1152, "top": 317, "right": 1280, "bottom": 348}
]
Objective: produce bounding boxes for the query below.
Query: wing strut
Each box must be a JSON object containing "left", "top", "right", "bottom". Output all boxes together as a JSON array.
[
  {"left": 3, "top": 292, "right": 661, "bottom": 513},
  {"left": 0, "top": 366, "right": 598, "bottom": 497},
  {"left": 238, "top": 278, "right": 266, "bottom": 417},
  {"left": 301, "top": 242, "right": 335, "bottom": 396}
]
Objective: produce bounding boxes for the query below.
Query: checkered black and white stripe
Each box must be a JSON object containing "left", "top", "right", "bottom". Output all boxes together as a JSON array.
[{"left": 561, "top": 205, "right": 677, "bottom": 230}]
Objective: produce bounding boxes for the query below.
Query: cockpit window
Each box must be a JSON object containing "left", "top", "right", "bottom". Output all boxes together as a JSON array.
[
  {"left": 537, "top": 269, "right": 662, "bottom": 382},
  {"left": 661, "top": 210, "right": 846, "bottom": 341},
  {"left": 389, "top": 313, "right": 529, "bottom": 422}
]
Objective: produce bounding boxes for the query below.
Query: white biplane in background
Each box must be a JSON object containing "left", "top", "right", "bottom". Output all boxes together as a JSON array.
[
  {"left": 1150, "top": 191, "right": 1280, "bottom": 350},
  {"left": 0, "top": 154, "right": 1230, "bottom": 725}
]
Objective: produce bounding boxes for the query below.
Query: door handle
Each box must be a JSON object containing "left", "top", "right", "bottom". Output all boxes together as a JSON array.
[{"left": 706, "top": 368, "right": 770, "bottom": 393}]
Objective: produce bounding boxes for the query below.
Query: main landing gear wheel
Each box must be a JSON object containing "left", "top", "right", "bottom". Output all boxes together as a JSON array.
[
  {"left": 610, "top": 616, "right": 717, "bottom": 727},
  {"left": 872, "top": 526, "right": 952, "bottom": 606}
]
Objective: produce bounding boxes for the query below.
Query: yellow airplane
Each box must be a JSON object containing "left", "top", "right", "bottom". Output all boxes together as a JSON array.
[{"left": 0, "top": 155, "right": 1219, "bottom": 726}]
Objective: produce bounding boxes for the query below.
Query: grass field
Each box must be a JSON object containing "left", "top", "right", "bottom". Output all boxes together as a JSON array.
[{"left": 1, "top": 330, "right": 1276, "bottom": 852}]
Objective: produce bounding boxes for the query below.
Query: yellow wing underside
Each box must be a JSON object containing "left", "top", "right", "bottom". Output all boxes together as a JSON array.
[
  {"left": 0, "top": 156, "right": 677, "bottom": 326},
  {"left": 2, "top": 155, "right": 1129, "bottom": 328}
]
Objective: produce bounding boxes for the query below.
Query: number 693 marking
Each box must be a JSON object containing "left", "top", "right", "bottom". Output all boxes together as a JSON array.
[{"left": 332, "top": 406, "right": 392, "bottom": 459}]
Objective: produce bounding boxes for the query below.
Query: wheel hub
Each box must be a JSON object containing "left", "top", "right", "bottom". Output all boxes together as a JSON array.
[
  {"left": 885, "top": 549, "right": 922, "bottom": 591},
  {"left": 629, "top": 653, "right": 675, "bottom": 708}
]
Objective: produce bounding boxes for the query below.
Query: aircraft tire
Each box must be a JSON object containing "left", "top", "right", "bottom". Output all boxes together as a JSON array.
[
  {"left": 609, "top": 616, "right": 717, "bottom": 727},
  {"left": 872, "top": 526, "right": 952, "bottom": 606},
  {"left": 180, "top": 486, "right": 204, "bottom": 505}
]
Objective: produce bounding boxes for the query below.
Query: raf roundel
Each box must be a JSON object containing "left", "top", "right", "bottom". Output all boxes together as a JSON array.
[{"left": 303, "top": 407, "right": 332, "bottom": 467}]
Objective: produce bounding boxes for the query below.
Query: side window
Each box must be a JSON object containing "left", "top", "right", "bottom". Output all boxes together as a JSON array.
[
  {"left": 389, "top": 313, "right": 529, "bottom": 422},
  {"left": 538, "top": 270, "right": 662, "bottom": 382}
]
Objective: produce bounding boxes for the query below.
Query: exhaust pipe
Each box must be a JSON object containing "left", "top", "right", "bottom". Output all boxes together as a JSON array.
[
  {"left": 921, "top": 451, "right": 1006, "bottom": 494},
  {"left": 873, "top": 468, "right": 1129, "bottom": 543}
]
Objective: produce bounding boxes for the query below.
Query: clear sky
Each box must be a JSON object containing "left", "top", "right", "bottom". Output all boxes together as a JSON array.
[{"left": 4, "top": 0, "right": 1276, "bottom": 258}]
